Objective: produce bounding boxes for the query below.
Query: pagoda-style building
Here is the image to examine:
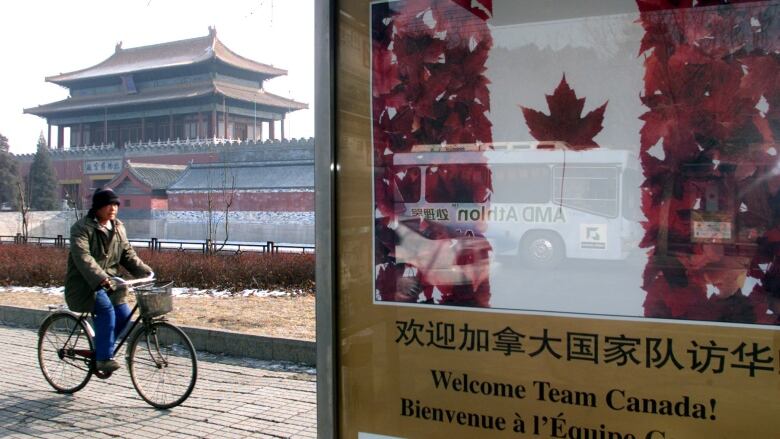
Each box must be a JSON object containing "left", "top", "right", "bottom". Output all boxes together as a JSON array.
[
  {"left": 25, "top": 27, "right": 306, "bottom": 149},
  {"left": 17, "top": 28, "right": 313, "bottom": 213}
]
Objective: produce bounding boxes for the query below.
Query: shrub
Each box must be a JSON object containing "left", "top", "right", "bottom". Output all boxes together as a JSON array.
[
  {"left": 0, "top": 244, "right": 315, "bottom": 293},
  {"left": 139, "top": 250, "right": 316, "bottom": 293},
  {"left": 0, "top": 245, "right": 66, "bottom": 287}
]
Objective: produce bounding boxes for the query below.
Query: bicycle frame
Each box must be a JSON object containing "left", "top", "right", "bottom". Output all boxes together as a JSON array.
[
  {"left": 40, "top": 274, "right": 197, "bottom": 409},
  {"left": 56, "top": 302, "right": 155, "bottom": 373},
  {"left": 52, "top": 317, "right": 93, "bottom": 369}
]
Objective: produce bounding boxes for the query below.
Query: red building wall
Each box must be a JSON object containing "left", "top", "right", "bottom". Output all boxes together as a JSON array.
[
  {"left": 168, "top": 192, "right": 314, "bottom": 211},
  {"left": 150, "top": 197, "right": 169, "bottom": 210}
]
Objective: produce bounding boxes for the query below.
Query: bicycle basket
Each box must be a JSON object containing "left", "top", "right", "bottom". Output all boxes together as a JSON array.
[{"left": 134, "top": 281, "right": 174, "bottom": 318}]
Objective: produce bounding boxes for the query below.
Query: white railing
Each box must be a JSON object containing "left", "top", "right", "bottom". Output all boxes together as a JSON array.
[
  {"left": 123, "top": 137, "right": 248, "bottom": 148},
  {"left": 44, "top": 137, "right": 313, "bottom": 156},
  {"left": 66, "top": 142, "right": 116, "bottom": 150}
]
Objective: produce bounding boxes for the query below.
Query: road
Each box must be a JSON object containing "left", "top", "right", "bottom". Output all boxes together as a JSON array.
[
  {"left": 489, "top": 252, "right": 648, "bottom": 317},
  {"left": 0, "top": 324, "right": 317, "bottom": 438}
]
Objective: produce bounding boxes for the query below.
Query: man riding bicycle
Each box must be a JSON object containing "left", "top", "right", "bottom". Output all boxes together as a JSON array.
[{"left": 65, "top": 187, "right": 152, "bottom": 374}]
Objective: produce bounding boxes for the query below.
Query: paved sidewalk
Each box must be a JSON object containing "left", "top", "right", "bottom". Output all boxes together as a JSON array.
[{"left": 0, "top": 324, "right": 317, "bottom": 438}]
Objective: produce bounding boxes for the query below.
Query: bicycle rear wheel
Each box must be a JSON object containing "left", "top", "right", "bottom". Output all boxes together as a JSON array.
[
  {"left": 38, "top": 312, "right": 94, "bottom": 393},
  {"left": 127, "top": 321, "right": 197, "bottom": 409}
]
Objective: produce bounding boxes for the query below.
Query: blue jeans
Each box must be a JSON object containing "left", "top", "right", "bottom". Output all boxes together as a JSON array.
[{"left": 92, "top": 289, "right": 132, "bottom": 361}]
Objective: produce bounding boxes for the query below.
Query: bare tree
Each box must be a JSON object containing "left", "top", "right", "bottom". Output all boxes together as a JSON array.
[
  {"left": 64, "top": 188, "right": 82, "bottom": 222},
  {"left": 204, "top": 163, "right": 237, "bottom": 255},
  {"left": 16, "top": 180, "right": 29, "bottom": 242}
]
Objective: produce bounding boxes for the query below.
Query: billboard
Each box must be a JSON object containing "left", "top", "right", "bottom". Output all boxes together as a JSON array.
[{"left": 334, "top": 0, "right": 780, "bottom": 437}]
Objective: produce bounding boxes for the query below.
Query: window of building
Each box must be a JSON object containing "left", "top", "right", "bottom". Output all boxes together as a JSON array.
[{"left": 234, "top": 123, "right": 248, "bottom": 140}]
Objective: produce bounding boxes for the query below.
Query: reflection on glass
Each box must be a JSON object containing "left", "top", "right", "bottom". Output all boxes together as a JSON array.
[{"left": 370, "top": 0, "right": 779, "bottom": 326}]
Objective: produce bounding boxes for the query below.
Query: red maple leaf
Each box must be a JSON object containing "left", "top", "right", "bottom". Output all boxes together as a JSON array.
[
  {"left": 636, "top": 0, "right": 693, "bottom": 13},
  {"left": 520, "top": 75, "right": 608, "bottom": 150},
  {"left": 451, "top": 0, "right": 492, "bottom": 20}
]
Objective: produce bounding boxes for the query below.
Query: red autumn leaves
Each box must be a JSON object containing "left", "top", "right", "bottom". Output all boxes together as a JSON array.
[
  {"left": 521, "top": 76, "right": 608, "bottom": 149},
  {"left": 372, "top": 0, "right": 494, "bottom": 306},
  {"left": 637, "top": 1, "right": 780, "bottom": 324}
]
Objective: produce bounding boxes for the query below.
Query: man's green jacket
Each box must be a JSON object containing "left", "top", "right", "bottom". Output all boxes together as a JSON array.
[{"left": 65, "top": 215, "right": 152, "bottom": 313}]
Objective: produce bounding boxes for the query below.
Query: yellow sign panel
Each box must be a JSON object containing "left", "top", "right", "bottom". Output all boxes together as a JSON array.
[
  {"left": 336, "top": 0, "right": 780, "bottom": 437},
  {"left": 339, "top": 308, "right": 778, "bottom": 438},
  {"left": 88, "top": 174, "right": 116, "bottom": 181}
]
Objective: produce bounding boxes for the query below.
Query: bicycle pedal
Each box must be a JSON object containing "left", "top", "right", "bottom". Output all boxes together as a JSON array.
[{"left": 94, "top": 370, "right": 113, "bottom": 379}]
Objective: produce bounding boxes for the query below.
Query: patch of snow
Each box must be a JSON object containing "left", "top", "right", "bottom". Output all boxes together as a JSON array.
[
  {"left": 0, "top": 286, "right": 306, "bottom": 299},
  {"left": 0, "top": 286, "right": 64, "bottom": 295}
]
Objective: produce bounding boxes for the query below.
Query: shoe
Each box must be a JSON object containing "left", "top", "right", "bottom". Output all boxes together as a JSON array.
[{"left": 96, "top": 359, "right": 120, "bottom": 373}]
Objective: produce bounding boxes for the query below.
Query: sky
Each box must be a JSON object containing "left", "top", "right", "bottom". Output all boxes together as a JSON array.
[{"left": 0, "top": 0, "right": 314, "bottom": 155}]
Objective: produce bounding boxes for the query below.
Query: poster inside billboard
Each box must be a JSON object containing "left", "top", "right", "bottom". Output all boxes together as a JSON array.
[
  {"left": 371, "top": 0, "right": 780, "bottom": 325},
  {"left": 336, "top": 0, "right": 780, "bottom": 437}
]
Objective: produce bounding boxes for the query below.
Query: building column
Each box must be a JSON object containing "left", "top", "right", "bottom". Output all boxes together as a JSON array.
[
  {"left": 47, "top": 124, "right": 52, "bottom": 148},
  {"left": 78, "top": 124, "right": 84, "bottom": 147},
  {"left": 280, "top": 117, "right": 285, "bottom": 141},
  {"left": 169, "top": 113, "right": 174, "bottom": 140},
  {"left": 257, "top": 119, "right": 263, "bottom": 141},
  {"left": 196, "top": 112, "right": 202, "bottom": 139},
  {"left": 103, "top": 109, "right": 108, "bottom": 146},
  {"left": 210, "top": 109, "right": 217, "bottom": 138},
  {"left": 269, "top": 120, "right": 275, "bottom": 141},
  {"left": 140, "top": 117, "right": 145, "bottom": 142},
  {"left": 223, "top": 97, "right": 229, "bottom": 139},
  {"left": 57, "top": 126, "right": 64, "bottom": 150}
]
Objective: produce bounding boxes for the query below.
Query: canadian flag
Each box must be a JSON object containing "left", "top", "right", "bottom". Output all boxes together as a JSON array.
[{"left": 452, "top": 0, "right": 492, "bottom": 20}]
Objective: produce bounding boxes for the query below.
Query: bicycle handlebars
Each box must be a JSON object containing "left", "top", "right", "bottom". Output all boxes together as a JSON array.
[{"left": 110, "top": 272, "right": 156, "bottom": 287}]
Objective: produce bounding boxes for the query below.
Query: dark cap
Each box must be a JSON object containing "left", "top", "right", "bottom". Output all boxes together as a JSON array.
[{"left": 91, "top": 187, "right": 120, "bottom": 211}]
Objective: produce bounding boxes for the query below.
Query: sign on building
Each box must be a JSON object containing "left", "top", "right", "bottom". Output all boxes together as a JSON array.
[{"left": 84, "top": 159, "right": 122, "bottom": 174}]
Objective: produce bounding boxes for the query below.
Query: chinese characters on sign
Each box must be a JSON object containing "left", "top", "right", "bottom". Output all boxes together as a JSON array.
[
  {"left": 395, "top": 319, "right": 777, "bottom": 377},
  {"left": 84, "top": 160, "right": 122, "bottom": 175}
]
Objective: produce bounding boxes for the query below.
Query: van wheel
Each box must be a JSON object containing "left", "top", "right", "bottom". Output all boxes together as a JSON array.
[{"left": 521, "top": 232, "right": 564, "bottom": 269}]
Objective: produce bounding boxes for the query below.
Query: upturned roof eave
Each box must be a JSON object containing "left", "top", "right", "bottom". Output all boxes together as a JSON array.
[
  {"left": 212, "top": 39, "right": 287, "bottom": 78},
  {"left": 23, "top": 78, "right": 308, "bottom": 117},
  {"left": 45, "top": 34, "right": 287, "bottom": 86},
  {"left": 106, "top": 168, "right": 154, "bottom": 193},
  {"left": 22, "top": 86, "right": 216, "bottom": 117},
  {"left": 46, "top": 59, "right": 284, "bottom": 87},
  {"left": 45, "top": 60, "right": 205, "bottom": 86}
]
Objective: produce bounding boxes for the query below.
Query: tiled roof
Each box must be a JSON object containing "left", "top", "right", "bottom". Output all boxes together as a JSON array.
[
  {"left": 168, "top": 161, "right": 314, "bottom": 191},
  {"left": 46, "top": 28, "right": 286, "bottom": 84},
  {"left": 126, "top": 162, "right": 187, "bottom": 190},
  {"left": 215, "top": 82, "right": 308, "bottom": 111},
  {"left": 24, "top": 80, "right": 306, "bottom": 116},
  {"left": 25, "top": 82, "right": 214, "bottom": 116}
]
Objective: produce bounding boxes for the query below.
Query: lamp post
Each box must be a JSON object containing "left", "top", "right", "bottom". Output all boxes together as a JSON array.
[{"left": 254, "top": 98, "right": 257, "bottom": 142}]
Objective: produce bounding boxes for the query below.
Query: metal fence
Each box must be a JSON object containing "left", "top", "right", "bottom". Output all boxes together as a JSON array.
[{"left": 0, "top": 234, "right": 314, "bottom": 255}]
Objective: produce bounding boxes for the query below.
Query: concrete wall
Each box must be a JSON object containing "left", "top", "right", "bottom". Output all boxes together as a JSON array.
[
  {"left": 0, "top": 211, "right": 314, "bottom": 244},
  {"left": 0, "top": 211, "right": 76, "bottom": 238},
  {"left": 0, "top": 305, "right": 315, "bottom": 365},
  {"left": 128, "top": 220, "right": 314, "bottom": 244}
]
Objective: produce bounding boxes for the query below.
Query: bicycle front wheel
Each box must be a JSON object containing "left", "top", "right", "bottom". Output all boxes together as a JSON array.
[
  {"left": 38, "top": 312, "right": 94, "bottom": 393},
  {"left": 127, "top": 321, "right": 198, "bottom": 409}
]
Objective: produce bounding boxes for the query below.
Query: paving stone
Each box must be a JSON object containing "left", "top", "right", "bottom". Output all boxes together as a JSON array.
[{"left": 0, "top": 324, "right": 316, "bottom": 438}]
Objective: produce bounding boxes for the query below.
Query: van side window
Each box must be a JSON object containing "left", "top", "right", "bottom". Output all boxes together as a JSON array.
[
  {"left": 554, "top": 165, "right": 618, "bottom": 217},
  {"left": 393, "top": 166, "right": 421, "bottom": 203},
  {"left": 491, "top": 165, "right": 551, "bottom": 203},
  {"left": 425, "top": 165, "right": 491, "bottom": 203}
]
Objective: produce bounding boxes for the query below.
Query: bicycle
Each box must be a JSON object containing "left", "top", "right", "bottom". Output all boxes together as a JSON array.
[{"left": 36, "top": 275, "right": 198, "bottom": 409}]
